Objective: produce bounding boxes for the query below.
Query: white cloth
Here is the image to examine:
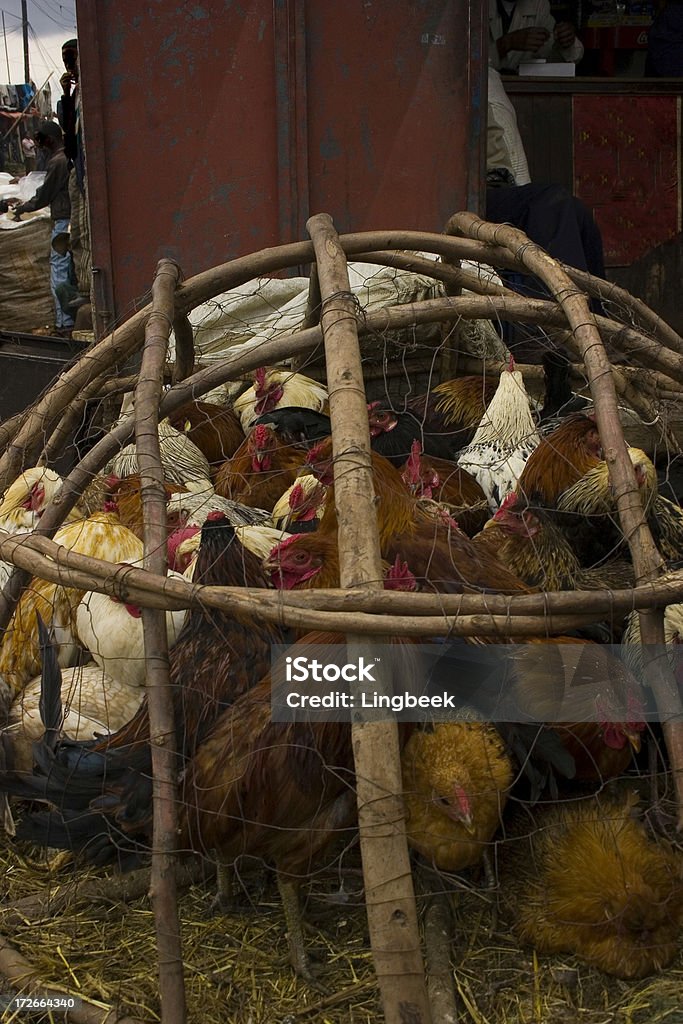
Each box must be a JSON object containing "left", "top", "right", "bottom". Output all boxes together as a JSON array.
[
  {"left": 488, "top": 0, "right": 584, "bottom": 72},
  {"left": 487, "top": 67, "right": 531, "bottom": 184}
]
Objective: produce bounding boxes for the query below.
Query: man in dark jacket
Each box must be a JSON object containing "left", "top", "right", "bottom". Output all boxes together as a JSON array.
[{"left": 12, "top": 119, "right": 75, "bottom": 337}]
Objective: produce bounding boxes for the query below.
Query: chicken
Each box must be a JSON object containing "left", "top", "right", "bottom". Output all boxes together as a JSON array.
[
  {"left": 251, "top": 406, "right": 331, "bottom": 448},
  {"left": 232, "top": 367, "right": 329, "bottom": 433},
  {"left": 0, "top": 466, "right": 77, "bottom": 534},
  {"left": 457, "top": 357, "right": 541, "bottom": 511},
  {"left": 621, "top": 597, "right": 683, "bottom": 688},
  {"left": 101, "top": 473, "right": 189, "bottom": 540},
  {"left": 400, "top": 440, "right": 490, "bottom": 536},
  {"left": 303, "top": 436, "right": 531, "bottom": 594},
  {"left": 367, "top": 403, "right": 455, "bottom": 466},
  {"left": 0, "top": 512, "right": 144, "bottom": 693},
  {"left": 0, "top": 467, "right": 84, "bottom": 587},
  {"left": 166, "top": 399, "right": 245, "bottom": 467},
  {"left": 401, "top": 721, "right": 513, "bottom": 872},
  {"left": 0, "top": 512, "right": 286, "bottom": 869},
  {"left": 271, "top": 476, "right": 327, "bottom": 533},
  {"left": 505, "top": 638, "right": 646, "bottom": 784},
  {"left": 501, "top": 794, "right": 683, "bottom": 979},
  {"left": 75, "top": 573, "right": 188, "bottom": 689},
  {"left": 165, "top": 486, "right": 271, "bottom": 531},
  {"left": 406, "top": 375, "right": 497, "bottom": 450},
  {"left": 108, "top": 418, "right": 212, "bottom": 488},
  {"left": 264, "top": 531, "right": 344, "bottom": 591},
  {"left": 214, "top": 424, "right": 309, "bottom": 512},
  {"left": 555, "top": 448, "right": 683, "bottom": 565},
  {"left": 2, "top": 663, "right": 145, "bottom": 778},
  {"left": 474, "top": 492, "right": 634, "bottom": 593},
  {"left": 515, "top": 412, "right": 602, "bottom": 508}
]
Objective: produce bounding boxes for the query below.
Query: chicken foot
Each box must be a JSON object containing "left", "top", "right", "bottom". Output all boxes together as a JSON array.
[{"left": 276, "top": 872, "right": 327, "bottom": 989}]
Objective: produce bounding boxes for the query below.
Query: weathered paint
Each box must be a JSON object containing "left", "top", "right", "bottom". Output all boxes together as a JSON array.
[{"left": 76, "top": 0, "right": 484, "bottom": 332}]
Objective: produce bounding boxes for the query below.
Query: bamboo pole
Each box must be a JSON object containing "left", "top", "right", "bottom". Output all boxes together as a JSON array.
[
  {"left": 4, "top": 529, "right": 683, "bottom": 629},
  {"left": 134, "top": 259, "right": 187, "bottom": 1024},
  {"left": 307, "top": 212, "right": 432, "bottom": 1024},
  {"left": 448, "top": 212, "right": 683, "bottom": 826}
]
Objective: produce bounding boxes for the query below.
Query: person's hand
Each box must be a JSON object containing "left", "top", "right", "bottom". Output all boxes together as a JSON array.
[
  {"left": 60, "top": 70, "right": 74, "bottom": 95},
  {"left": 554, "top": 21, "right": 576, "bottom": 48},
  {"left": 499, "top": 26, "right": 550, "bottom": 56}
]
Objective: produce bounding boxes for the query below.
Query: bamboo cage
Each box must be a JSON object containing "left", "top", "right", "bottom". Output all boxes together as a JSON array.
[{"left": 0, "top": 213, "right": 682, "bottom": 1024}]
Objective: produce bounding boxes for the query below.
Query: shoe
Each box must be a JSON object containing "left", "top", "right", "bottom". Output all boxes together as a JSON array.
[{"left": 53, "top": 326, "right": 74, "bottom": 339}]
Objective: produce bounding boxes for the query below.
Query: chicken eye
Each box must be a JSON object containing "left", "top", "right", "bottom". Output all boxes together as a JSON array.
[{"left": 292, "top": 552, "right": 309, "bottom": 563}]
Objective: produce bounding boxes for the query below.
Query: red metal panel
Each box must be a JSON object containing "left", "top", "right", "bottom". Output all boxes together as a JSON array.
[
  {"left": 75, "top": 1, "right": 483, "bottom": 328},
  {"left": 573, "top": 94, "right": 681, "bottom": 267}
]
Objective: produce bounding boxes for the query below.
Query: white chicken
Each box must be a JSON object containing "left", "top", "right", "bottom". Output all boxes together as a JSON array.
[
  {"left": 232, "top": 367, "right": 329, "bottom": 432},
  {"left": 75, "top": 569, "right": 188, "bottom": 689},
  {"left": 108, "top": 419, "right": 212, "bottom": 488},
  {"left": 0, "top": 467, "right": 84, "bottom": 588},
  {"left": 165, "top": 486, "right": 271, "bottom": 530},
  {"left": 457, "top": 356, "right": 541, "bottom": 511},
  {"left": 0, "top": 512, "right": 144, "bottom": 693},
  {"left": 0, "top": 658, "right": 146, "bottom": 834}
]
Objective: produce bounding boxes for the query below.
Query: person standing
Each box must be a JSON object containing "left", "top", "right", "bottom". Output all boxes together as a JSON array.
[
  {"left": 57, "top": 37, "right": 91, "bottom": 305},
  {"left": 11, "top": 120, "right": 76, "bottom": 338},
  {"left": 489, "top": 0, "right": 584, "bottom": 72}
]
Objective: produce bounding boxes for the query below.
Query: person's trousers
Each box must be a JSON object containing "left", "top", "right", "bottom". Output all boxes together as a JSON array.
[{"left": 51, "top": 218, "right": 75, "bottom": 329}]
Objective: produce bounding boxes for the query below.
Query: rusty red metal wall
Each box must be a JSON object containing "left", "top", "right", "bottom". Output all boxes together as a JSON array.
[{"left": 75, "top": 0, "right": 485, "bottom": 330}]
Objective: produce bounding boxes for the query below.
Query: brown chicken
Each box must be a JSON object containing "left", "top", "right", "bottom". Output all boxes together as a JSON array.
[
  {"left": 507, "top": 637, "right": 646, "bottom": 784},
  {"left": 102, "top": 472, "right": 189, "bottom": 539},
  {"left": 400, "top": 440, "right": 490, "bottom": 536},
  {"left": 303, "top": 436, "right": 530, "bottom": 594},
  {"left": 167, "top": 399, "right": 245, "bottom": 469},
  {"left": 555, "top": 448, "right": 683, "bottom": 565},
  {"left": 214, "top": 423, "right": 309, "bottom": 511},
  {"left": 474, "top": 492, "right": 634, "bottom": 592},
  {"left": 501, "top": 794, "right": 683, "bottom": 978},
  {"left": 401, "top": 721, "right": 513, "bottom": 872},
  {"left": 515, "top": 412, "right": 603, "bottom": 508}
]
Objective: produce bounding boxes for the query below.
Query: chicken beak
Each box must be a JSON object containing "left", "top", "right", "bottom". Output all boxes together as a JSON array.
[{"left": 624, "top": 728, "right": 642, "bottom": 753}]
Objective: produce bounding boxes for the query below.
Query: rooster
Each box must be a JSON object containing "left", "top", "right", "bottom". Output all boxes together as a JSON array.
[
  {"left": 0, "top": 467, "right": 85, "bottom": 589},
  {"left": 164, "top": 487, "right": 271, "bottom": 533},
  {"left": 400, "top": 440, "right": 489, "bottom": 536},
  {"left": 214, "top": 424, "right": 309, "bottom": 511},
  {"left": 232, "top": 368, "right": 329, "bottom": 433},
  {"left": 303, "top": 437, "right": 531, "bottom": 594},
  {"left": 166, "top": 399, "right": 245, "bottom": 468},
  {"left": 0, "top": 512, "right": 144, "bottom": 693},
  {"left": 502, "top": 794, "right": 683, "bottom": 979},
  {"left": 457, "top": 357, "right": 540, "bottom": 511},
  {"left": 515, "top": 412, "right": 602, "bottom": 508},
  {"left": 406, "top": 375, "right": 497, "bottom": 450},
  {"left": 401, "top": 721, "right": 513, "bottom": 872}
]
